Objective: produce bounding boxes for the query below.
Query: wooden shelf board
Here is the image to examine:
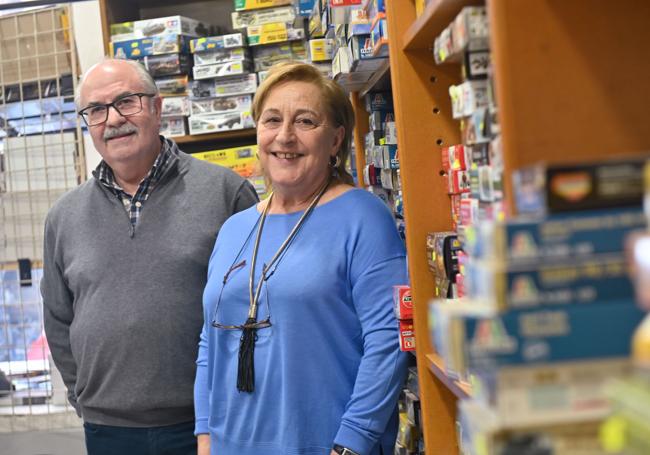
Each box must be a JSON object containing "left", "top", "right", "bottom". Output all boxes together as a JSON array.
[
  {"left": 425, "top": 353, "right": 472, "bottom": 399},
  {"left": 172, "top": 128, "right": 256, "bottom": 145},
  {"left": 360, "top": 58, "right": 391, "bottom": 97},
  {"left": 403, "top": 0, "right": 484, "bottom": 52}
]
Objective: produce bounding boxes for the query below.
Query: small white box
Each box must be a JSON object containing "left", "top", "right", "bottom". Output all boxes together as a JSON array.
[
  {"left": 188, "top": 111, "right": 254, "bottom": 135},
  {"left": 161, "top": 96, "right": 190, "bottom": 116},
  {"left": 133, "top": 15, "right": 209, "bottom": 38},
  {"left": 160, "top": 116, "right": 187, "bottom": 138},
  {"left": 192, "top": 61, "right": 252, "bottom": 80}
]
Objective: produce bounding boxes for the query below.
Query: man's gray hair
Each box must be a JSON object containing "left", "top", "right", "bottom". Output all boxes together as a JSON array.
[{"left": 75, "top": 58, "right": 158, "bottom": 109}]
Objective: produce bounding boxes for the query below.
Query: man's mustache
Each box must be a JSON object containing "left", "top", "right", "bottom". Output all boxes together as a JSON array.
[{"left": 104, "top": 124, "right": 138, "bottom": 141}]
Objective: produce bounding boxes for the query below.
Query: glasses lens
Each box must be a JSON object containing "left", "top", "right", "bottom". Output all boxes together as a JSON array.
[
  {"left": 115, "top": 94, "right": 143, "bottom": 116},
  {"left": 83, "top": 106, "right": 108, "bottom": 126}
]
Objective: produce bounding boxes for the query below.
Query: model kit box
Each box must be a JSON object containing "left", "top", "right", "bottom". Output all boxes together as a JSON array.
[
  {"left": 309, "top": 38, "right": 334, "bottom": 61},
  {"left": 190, "top": 95, "right": 253, "bottom": 116},
  {"left": 513, "top": 157, "right": 646, "bottom": 216},
  {"left": 161, "top": 96, "right": 190, "bottom": 116},
  {"left": 466, "top": 254, "right": 634, "bottom": 309},
  {"left": 465, "top": 207, "right": 646, "bottom": 263},
  {"left": 111, "top": 34, "right": 192, "bottom": 59},
  {"left": 192, "top": 145, "right": 259, "bottom": 178},
  {"left": 192, "top": 60, "right": 252, "bottom": 80},
  {"left": 234, "top": 0, "right": 293, "bottom": 11},
  {"left": 461, "top": 300, "right": 644, "bottom": 371},
  {"left": 231, "top": 5, "right": 297, "bottom": 29},
  {"left": 472, "top": 358, "right": 631, "bottom": 428},
  {"left": 398, "top": 320, "right": 416, "bottom": 352},
  {"left": 190, "top": 34, "right": 245, "bottom": 53},
  {"left": 133, "top": 15, "right": 210, "bottom": 38},
  {"left": 246, "top": 23, "right": 305, "bottom": 46},
  {"left": 364, "top": 91, "right": 392, "bottom": 112},
  {"left": 193, "top": 47, "right": 248, "bottom": 66},
  {"left": 155, "top": 75, "right": 189, "bottom": 96},
  {"left": 252, "top": 41, "right": 306, "bottom": 71},
  {"left": 442, "top": 144, "right": 470, "bottom": 171},
  {"left": 393, "top": 285, "right": 413, "bottom": 320},
  {"left": 348, "top": 34, "right": 388, "bottom": 71},
  {"left": 190, "top": 73, "right": 258, "bottom": 98},
  {"left": 188, "top": 111, "right": 254, "bottom": 135},
  {"left": 159, "top": 115, "right": 186, "bottom": 138},
  {"left": 370, "top": 16, "right": 388, "bottom": 55},
  {"left": 144, "top": 53, "right": 192, "bottom": 77},
  {"left": 110, "top": 21, "right": 134, "bottom": 37},
  {"left": 449, "top": 80, "right": 489, "bottom": 119}
]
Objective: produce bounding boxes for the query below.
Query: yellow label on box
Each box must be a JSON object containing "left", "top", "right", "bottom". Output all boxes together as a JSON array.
[
  {"left": 193, "top": 145, "right": 259, "bottom": 179},
  {"left": 309, "top": 39, "right": 333, "bottom": 62},
  {"left": 247, "top": 22, "right": 288, "bottom": 45},
  {"left": 234, "top": 0, "right": 292, "bottom": 11}
]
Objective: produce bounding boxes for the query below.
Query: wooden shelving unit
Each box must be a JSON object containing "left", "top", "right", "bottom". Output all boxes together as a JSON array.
[{"left": 349, "top": 0, "right": 650, "bottom": 453}]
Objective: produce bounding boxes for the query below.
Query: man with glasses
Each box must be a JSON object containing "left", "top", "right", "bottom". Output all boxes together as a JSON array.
[{"left": 41, "top": 59, "right": 258, "bottom": 455}]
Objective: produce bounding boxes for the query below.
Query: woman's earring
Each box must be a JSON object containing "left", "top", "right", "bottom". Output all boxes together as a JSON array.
[{"left": 330, "top": 155, "right": 341, "bottom": 169}]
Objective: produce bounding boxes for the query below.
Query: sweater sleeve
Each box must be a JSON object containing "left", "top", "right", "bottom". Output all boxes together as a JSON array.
[
  {"left": 41, "top": 215, "right": 80, "bottom": 414},
  {"left": 334, "top": 205, "right": 410, "bottom": 454},
  {"left": 232, "top": 179, "right": 259, "bottom": 214},
  {"left": 194, "top": 311, "right": 210, "bottom": 435}
]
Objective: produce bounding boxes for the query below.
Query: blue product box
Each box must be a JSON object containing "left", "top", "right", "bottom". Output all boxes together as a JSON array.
[
  {"left": 111, "top": 35, "right": 192, "bottom": 59},
  {"left": 470, "top": 207, "right": 646, "bottom": 263},
  {"left": 461, "top": 299, "right": 644, "bottom": 371},
  {"left": 298, "top": 0, "right": 316, "bottom": 16},
  {"left": 364, "top": 91, "right": 393, "bottom": 112},
  {"left": 190, "top": 33, "right": 245, "bottom": 52},
  {"left": 466, "top": 254, "right": 634, "bottom": 309}
]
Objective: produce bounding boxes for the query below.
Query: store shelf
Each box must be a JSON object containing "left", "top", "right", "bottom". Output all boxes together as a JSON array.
[
  {"left": 173, "top": 128, "right": 255, "bottom": 145},
  {"left": 425, "top": 353, "right": 472, "bottom": 399},
  {"left": 402, "top": 0, "right": 483, "bottom": 52},
  {"left": 360, "top": 58, "right": 391, "bottom": 98}
]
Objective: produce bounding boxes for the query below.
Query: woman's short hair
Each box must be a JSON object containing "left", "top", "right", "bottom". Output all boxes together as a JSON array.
[{"left": 252, "top": 62, "right": 355, "bottom": 185}]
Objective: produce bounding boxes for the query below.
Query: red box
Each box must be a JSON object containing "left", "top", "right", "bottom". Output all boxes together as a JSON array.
[
  {"left": 398, "top": 320, "right": 415, "bottom": 351},
  {"left": 393, "top": 285, "right": 413, "bottom": 320},
  {"left": 448, "top": 169, "right": 471, "bottom": 194}
]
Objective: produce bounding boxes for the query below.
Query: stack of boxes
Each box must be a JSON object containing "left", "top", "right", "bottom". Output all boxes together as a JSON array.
[
  {"left": 233, "top": 0, "right": 309, "bottom": 83},
  {"left": 423, "top": 6, "right": 649, "bottom": 453},
  {"left": 395, "top": 367, "right": 424, "bottom": 455},
  {"left": 393, "top": 285, "right": 414, "bottom": 352},
  {"left": 109, "top": 15, "right": 214, "bottom": 137},
  {"left": 188, "top": 33, "right": 256, "bottom": 135}
]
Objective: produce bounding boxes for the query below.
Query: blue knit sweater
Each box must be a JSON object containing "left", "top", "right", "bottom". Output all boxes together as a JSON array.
[{"left": 195, "top": 189, "right": 409, "bottom": 455}]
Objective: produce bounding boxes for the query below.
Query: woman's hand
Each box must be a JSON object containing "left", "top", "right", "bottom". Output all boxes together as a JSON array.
[{"left": 197, "top": 434, "right": 210, "bottom": 455}]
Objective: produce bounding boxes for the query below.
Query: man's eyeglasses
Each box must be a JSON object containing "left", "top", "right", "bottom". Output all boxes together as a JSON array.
[
  {"left": 78, "top": 93, "right": 155, "bottom": 127},
  {"left": 211, "top": 259, "right": 273, "bottom": 331}
]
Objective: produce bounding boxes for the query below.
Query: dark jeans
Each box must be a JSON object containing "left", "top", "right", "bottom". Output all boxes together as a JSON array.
[{"left": 83, "top": 420, "right": 197, "bottom": 455}]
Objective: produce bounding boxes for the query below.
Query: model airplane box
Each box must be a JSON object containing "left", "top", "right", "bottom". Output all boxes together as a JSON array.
[
  {"left": 188, "top": 111, "right": 254, "bottom": 135},
  {"left": 193, "top": 47, "right": 249, "bottom": 66}
]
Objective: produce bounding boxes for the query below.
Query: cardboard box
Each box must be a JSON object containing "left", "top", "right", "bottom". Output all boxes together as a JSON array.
[
  {"left": 192, "top": 145, "right": 259, "bottom": 179},
  {"left": 252, "top": 41, "right": 307, "bottom": 71},
  {"left": 188, "top": 111, "right": 254, "bottom": 134},
  {"left": 111, "top": 34, "right": 191, "bottom": 59},
  {"left": 190, "top": 95, "right": 253, "bottom": 116},
  {"left": 133, "top": 15, "right": 210, "bottom": 38},
  {"left": 233, "top": 0, "right": 293, "bottom": 11},
  {"left": 159, "top": 115, "right": 186, "bottom": 137},
  {"left": 190, "top": 73, "right": 258, "bottom": 98},
  {"left": 144, "top": 53, "right": 192, "bottom": 77},
  {"left": 364, "top": 92, "right": 392, "bottom": 112},
  {"left": 190, "top": 34, "right": 245, "bottom": 52},
  {"left": 464, "top": 207, "right": 646, "bottom": 263},
  {"left": 309, "top": 38, "right": 334, "bottom": 61},
  {"left": 192, "top": 60, "right": 252, "bottom": 80},
  {"left": 393, "top": 285, "right": 413, "bottom": 320},
  {"left": 399, "top": 320, "right": 416, "bottom": 352},
  {"left": 231, "top": 5, "right": 297, "bottom": 29},
  {"left": 193, "top": 47, "right": 249, "bottom": 66},
  {"left": 246, "top": 23, "right": 305, "bottom": 46},
  {"left": 449, "top": 80, "right": 489, "bottom": 119},
  {"left": 161, "top": 96, "right": 190, "bottom": 116},
  {"left": 156, "top": 75, "right": 189, "bottom": 96}
]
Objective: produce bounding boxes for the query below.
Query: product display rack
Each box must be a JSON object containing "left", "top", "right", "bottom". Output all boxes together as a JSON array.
[
  {"left": 97, "top": 0, "right": 256, "bottom": 147},
  {"left": 348, "top": 0, "right": 650, "bottom": 453}
]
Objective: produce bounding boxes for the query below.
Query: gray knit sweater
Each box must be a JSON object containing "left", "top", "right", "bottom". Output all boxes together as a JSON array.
[{"left": 41, "top": 144, "right": 258, "bottom": 427}]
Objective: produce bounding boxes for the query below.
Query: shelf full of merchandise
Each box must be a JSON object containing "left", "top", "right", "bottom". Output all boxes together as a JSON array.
[{"left": 346, "top": 0, "right": 650, "bottom": 453}]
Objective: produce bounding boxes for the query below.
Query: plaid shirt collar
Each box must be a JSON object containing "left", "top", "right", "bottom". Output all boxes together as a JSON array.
[{"left": 93, "top": 137, "right": 179, "bottom": 225}]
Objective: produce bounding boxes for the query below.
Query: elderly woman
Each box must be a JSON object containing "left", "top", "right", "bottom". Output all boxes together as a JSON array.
[{"left": 194, "top": 62, "right": 408, "bottom": 455}]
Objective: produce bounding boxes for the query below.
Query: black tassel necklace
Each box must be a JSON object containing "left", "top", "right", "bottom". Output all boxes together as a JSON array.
[{"left": 237, "top": 177, "right": 331, "bottom": 393}]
